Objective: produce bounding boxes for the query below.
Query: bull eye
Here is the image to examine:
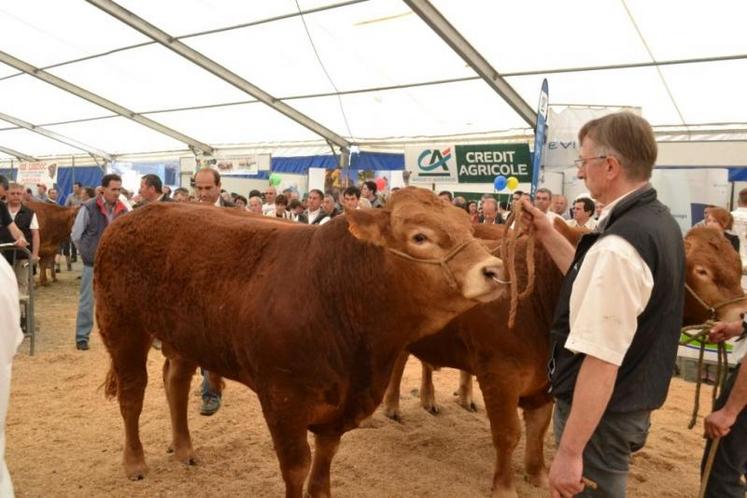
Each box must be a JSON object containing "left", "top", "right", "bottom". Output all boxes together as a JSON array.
[{"left": 412, "top": 233, "right": 429, "bottom": 244}]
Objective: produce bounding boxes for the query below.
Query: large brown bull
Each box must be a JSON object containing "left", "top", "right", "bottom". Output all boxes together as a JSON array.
[
  {"left": 24, "top": 200, "right": 78, "bottom": 286},
  {"left": 94, "top": 188, "right": 507, "bottom": 497},
  {"left": 383, "top": 223, "right": 746, "bottom": 498}
]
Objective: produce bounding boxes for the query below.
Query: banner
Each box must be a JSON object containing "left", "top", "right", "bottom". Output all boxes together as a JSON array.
[
  {"left": 530, "top": 79, "right": 548, "bottom": 197},
  {"left": 544, "top": 106, "right": 641, "bottom": 171},
  {"left": 17, "top": 161, "right": 58, "bottom": 188},
  {"left": 196, "top": 154, "right": 271, "bottom": 175},
  {"left": 405, "top": 143, "right": 531, "bottom": 185}
]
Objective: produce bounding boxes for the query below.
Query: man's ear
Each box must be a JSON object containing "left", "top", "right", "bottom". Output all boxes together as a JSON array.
[{"left": 347, "top": 209, "right": 390, "bottom": 246}]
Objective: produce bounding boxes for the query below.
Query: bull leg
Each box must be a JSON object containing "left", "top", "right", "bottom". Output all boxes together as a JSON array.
[
  {"left": 162, "top": 356, "right": 199, "bottom": 466},
  {"left": 382, "top": 351, "right": 408, "bottom": 421},
  {"left": 264, "top": 416, "right": 311, "bottom": 498},
  {"left": 420, "top": 362, "right": 439, "bottom": 415},
  {"left": 522, "top": 402, "right": 552, "bottom": 488},
  {"left": 476, "top": 372, "right": 521, "bottom": 498},
  {"left": 38, "top": 257, "right": 49, "bottom": 287},
  {"left": 306, "top": 432, "right": 342, "bottom": 498},
  {"left": 113, "top": 352, "right": 150, "bottom": 480},
  {"left": 456, "top": 370, "right": 478, "bottom": 412}
]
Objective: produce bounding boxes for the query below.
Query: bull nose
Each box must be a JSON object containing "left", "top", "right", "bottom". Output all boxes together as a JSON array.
[{"left": 481, "top": 261, "right": 508, "bottom": 285}]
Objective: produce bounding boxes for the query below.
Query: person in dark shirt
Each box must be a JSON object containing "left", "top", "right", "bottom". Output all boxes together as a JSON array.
[{"left": 0, "top": 175, "right": 28, "bottom": 249}]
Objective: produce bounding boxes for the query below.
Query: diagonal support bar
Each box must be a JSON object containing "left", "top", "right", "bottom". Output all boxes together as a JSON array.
[
  {"left": 86, "top": 0, "right": 351, "bottom": 150},
  {"left": 0, "top": 111, "right": 112, "bottom": 161},
  {"left": 0, "top": 145, "right": 38, "bottom": 162},
  {"left": 403, "top": 0, "right": 536, "bottom": 127},
  {"left": 0, "top": 50, "right": 214, "bottom": 155}
]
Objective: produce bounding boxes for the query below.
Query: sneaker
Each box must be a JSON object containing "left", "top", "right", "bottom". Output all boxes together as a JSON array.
[
  {"left": 76, "top": 341, "right": 89, "bottom": 351},
  {"left": 200, "top": 396, "right": 221, "bottom": 416}
]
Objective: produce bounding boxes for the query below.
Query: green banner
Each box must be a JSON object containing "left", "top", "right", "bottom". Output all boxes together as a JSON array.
[{"left": 455, "top": 144, "right": 531, "bottom": 184}]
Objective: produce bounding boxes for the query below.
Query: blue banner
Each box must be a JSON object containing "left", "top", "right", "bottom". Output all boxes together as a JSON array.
[{"left": 530, "top": 79, "right": 549, "bottom": 197}]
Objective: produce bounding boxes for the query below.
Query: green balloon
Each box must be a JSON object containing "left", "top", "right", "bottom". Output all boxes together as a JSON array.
[{"left": 269, "top": 173, "right": 281, "bottom": 186}]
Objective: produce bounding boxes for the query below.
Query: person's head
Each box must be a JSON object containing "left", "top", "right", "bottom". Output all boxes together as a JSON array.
[
  {"left": 307, "top": 189, "right": 323, "bottom": 211},
  {"left": 576, "top": 112, "right": 656, "bottom": 203},
  {"left": 706, "top": 207, "right": 733, "bottom": 231},
  {"left": 438, "top": 191, "right": 453, "bottom": 203},
  {"left": 82, "top": 187, "right": 95, "bottom": 201},
  {"left": 264, "top": 186, "right": 277, "bottom": 204},
  {"left": 249, "top": 189, "right": 262, "bottom": 199},
  {"left": 482, "top": 198, "right": 498, "bottom": 218},
  {"left": 234, "top": 195, "right": 247, "bottom": 209},
  {"left": 275, "top": 194, "right": 288, "bottom": 214},
  {"left": 288, "top": 199, "right": 304, "bottom": 214},
  {"left": 534, "top": 187, "right": 552, "bottom": 213},
  {"left": 0, "top": 175, "right": 8, "bottom": 198},
  {"left": 739, "top": 188, "right": 747, "bottom": 208},
  {"left": 173, "top": 187, "right": 190, "bottom": 202},
  {"left": 162, "top": 185, "right": 171, "bottom": 197},
  {"left": 36, "top": 183, "right": 47, "bottom": 195},
  {"left": 193, "top": 168, "right": 221, "bottom": 204},
  {"left": 342, "top": 186, "right": 361, "bottom": 212},
  {"left": 138, "top": 174, "right": 163, "bottom": 203},
  {"left": 73, "top": 182, "right": 82, "bottom": 195},
  {"left": 703, "top": 205, "right": 716, "bottom": 221},
  {"left": 512, "top": 190, "right": 523, "bottom": 202},
  {"left": 573, "top": 198, "right": 595, "bottom": 224},
  {"left": 6, "top": 182, "right": 24, "bottom": 207},
  {"left": 453, "top": 196, "right": 466, "bottom": 209},
  {"left": 467, "top": 201, "right": 478, "bottom": 215},
  {"left": 248, "top": 195, "right": 263, "bottom": 214},
  {"left": 360, "top": 181, "right": 377, "bottom": 200},
  {"left": 551, "top": 194, "right": 568, "bottom": 215},
  {"left": 322, "top": 194, "right": 336, "bottom": 214},
  {"left": 101, "top": 173, "right": 123, "bottom": 204},
  {"left": 48, "top": 188, "right": 58, "bottom": 201},
  {"left": 24, "top": 188, "right": 34, "bottom": 202}
]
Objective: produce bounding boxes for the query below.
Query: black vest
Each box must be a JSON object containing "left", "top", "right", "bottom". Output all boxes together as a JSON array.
[
  {"left": 0, "top": 205, "right": 34, "bottom": 262},
  {"left": 549, "top": 186, "right": 684, "bottom": 413}
]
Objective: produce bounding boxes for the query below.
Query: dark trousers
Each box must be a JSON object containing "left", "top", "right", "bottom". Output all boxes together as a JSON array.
[
  {"left": 554, "top": 399, "right": 651, "bottom": 497},
  {"left": 701, "top": 362, "right": 747, "bottom": 498}
]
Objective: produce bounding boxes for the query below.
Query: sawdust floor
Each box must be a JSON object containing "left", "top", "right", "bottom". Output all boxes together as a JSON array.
[{"left": 7, "top": 265, "right": 706, "bottom": 497}]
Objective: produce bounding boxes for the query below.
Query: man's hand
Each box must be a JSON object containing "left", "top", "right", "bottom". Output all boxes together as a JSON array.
[
  {"left": 708, "top": 320, "right": 743, "bottom": 343},
  {"left": 549, "top": 447, "right": 585, "bottom": 498},
  {"left": 704, "top": 408, "right": 737, "bottom": 439},
  {"left": 14, "top": 237, "right": 28, "bottom": 249},
  {"left": 519, "top": 198, "right": 554, "bottom": 239}
]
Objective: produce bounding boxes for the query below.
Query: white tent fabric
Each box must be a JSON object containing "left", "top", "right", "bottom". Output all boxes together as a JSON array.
[{"left": 0, "top": 0, "right": 745, "bottom": 159}]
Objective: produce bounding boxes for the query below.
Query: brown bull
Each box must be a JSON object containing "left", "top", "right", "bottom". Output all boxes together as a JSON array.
[
  {"left": 24, "top": 200, "right": 78, "bottom": 286},
  {"left": 95, "top": 188, "right": 507, "bottom": 497},
  {"left": 383, "top": 223, "right": 746, "bottom": 498}
]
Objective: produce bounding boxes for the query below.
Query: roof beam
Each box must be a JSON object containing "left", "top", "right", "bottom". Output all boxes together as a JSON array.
[
  {"left": 0, "top": 51, "right": 214, "bottom": 156},
  {"left": 403, "top": 0, "right": 536, "bottom": 127},
  {"left": 86, "top": 0, "right": 351, "bottom": 150},
  {"left": 0, "top": 145, "right": 39, "bottom": 162},
  {"left": 0, "top": 111, "right": 112, "bottom": 161}
]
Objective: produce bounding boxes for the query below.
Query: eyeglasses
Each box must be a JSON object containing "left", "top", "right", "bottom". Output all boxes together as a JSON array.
[{"left": 573, "top": 155, "right": 607, "bottom": 169}]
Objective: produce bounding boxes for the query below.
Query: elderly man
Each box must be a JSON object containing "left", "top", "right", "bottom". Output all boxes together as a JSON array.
[
  {"left": 71, "top": 174, "right": 128, "bottom": 351},
  {"left": 522, "top": 112, "right": 684, "bottom": 497},
  {"left": 247, "top": 195, "right": 263, "bottom": 215},
  {"left": 34, "top": 184, "right": 49, "bottom": 203},
  {"left": 0, "top": 183, "right": 40, "bottom": 296},
  {"left": 566, "top": 197, "right": 598, "bottom": 230},
  {"left": 479, "top": 198, "right": 503, "bottom": 224},
  {"left": 0, "top": 176, "right": 28, "bottom": 251},
  {"left": 552, "top": 194, "right": 570, "bottom": 219},
  {"left": 262, "top": 187, "right": 277, "bottom": 215}
]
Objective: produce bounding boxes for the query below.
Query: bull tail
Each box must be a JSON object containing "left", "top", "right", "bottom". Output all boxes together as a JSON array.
[{"left": 102, "top": 364, "right": 118, "bottom": 400}]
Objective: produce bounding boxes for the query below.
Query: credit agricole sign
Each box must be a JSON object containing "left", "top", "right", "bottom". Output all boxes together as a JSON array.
[{"left": 405, "top": 143, "right": 531, "bottom": 184}]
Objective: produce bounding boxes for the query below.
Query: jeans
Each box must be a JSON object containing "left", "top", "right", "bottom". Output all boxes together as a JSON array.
[
  {"left": 201, "top": 369, "right": 221, "bottom": 401},
  {"left": 701, "top": 363, "right": 747, "bottom": 498},
  {"left": 554, "top": 399, "right": 650, "bottom": 497},
  {"left": 75, "top": 265, "right": 94, "bottom": 345}
]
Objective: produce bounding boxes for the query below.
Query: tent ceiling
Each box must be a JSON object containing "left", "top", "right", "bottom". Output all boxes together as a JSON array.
[{"left": 0, "top": 0, "right": 744, "bottom": 159}]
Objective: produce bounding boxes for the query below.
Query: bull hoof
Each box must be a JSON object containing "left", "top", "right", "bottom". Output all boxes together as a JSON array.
[
  {"left": 423, "top": 404, "right": 440, "bottom": 415},
  {"left": 491, "top": 486, "right": 518, "bottom": 498},
  {"left": 384, "top": 409, "right": 402, "bottom": 423},
  {"left": 166, "top": 446, "right": 174, "bottom": 453},
  {"left": 125, "top": 464, "right": 147, "bottom": 481},
  {"left": 128, "top": 473, "right": 145, "bottom": 481}
]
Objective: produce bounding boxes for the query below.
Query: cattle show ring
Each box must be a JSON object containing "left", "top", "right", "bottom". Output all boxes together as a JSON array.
[{"left": 1, "top": 2, "right": 747, "bottom": 498}]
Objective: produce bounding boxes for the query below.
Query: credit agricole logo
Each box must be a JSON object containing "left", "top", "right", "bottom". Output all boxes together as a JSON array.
[{"left": 417, "top": 147, "right": 453, "bottom": 177}]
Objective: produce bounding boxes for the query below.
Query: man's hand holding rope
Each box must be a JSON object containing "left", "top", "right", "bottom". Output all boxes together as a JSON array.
[
  {"left": 703, "top": 320, "right": 745, "bottom": 439},
  {"left": 519, "top": 199, "right": 576, "bottom": 275}
]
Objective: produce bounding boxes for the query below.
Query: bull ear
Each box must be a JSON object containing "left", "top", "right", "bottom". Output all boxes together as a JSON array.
[{"left": 347, "top": 209, "right": 390, "bottom": 246}]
